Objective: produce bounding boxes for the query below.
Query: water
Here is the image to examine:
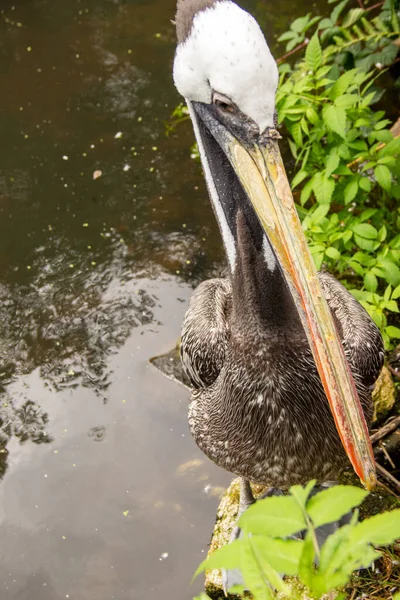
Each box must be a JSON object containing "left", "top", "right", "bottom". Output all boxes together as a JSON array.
[{"left": 0, "top": 0, "right": 329, "bottom": 598}]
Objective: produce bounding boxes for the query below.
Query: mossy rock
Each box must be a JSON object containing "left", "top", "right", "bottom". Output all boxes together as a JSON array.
[{"left": 372, "top": 365, "right": 396, "bottom": 422}]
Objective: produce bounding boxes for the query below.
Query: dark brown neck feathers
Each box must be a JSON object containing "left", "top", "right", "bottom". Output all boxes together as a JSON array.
[{"left": 176, "top": 0, "right": 223, "bottom": 43}]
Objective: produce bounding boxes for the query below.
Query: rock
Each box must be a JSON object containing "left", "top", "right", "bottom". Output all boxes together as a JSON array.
[{"left": 372, "top": 365, "right": 396, "bottom": 422}]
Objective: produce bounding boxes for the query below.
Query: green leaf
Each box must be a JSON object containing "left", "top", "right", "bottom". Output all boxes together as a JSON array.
[
  {"left": 300, "top": 179, "right": 314, "bottom": 205},
  {"left": 317, "top": 524, "right": 380, "bottom": 594},
  {"left": 352, "top": 223, "right": 378, "bottom": 239},
  {"left": 375, "top": 258, "right": 400, "bottom": 286},
  {"left": 323, "top": 104, "right": 346, "bottom": 138},
  {"left": 312, "top": 172, "right": 335, "bottom": 204},
  {"left": 292, "top": 170, "right": 308, "bottom": 189},
  {"left": 325, "top": 150, "right": 340, "bottom": 177},
  {"left": 342, "top": 7, "right": 365, "bottom": 27},
  {"left": 381, "top": 136, "right": 400, "bottom": 157},
  {"left": 364, "top": 272, "right": 378, "bottom": 292},
  {"left": 350, "top": 509, "right": 400, "bottom": 546},
  {"left": 306, "top": 106, "right": 319, "bottom": 125},
  {"left": 329, "top": 69, "right": 358, "bottom": 100},
  {"left": 383, "top": 300, "right": 399, "bottom": 313},
  {"left": 307, "top": 486, "right": 367, "bottom": 528},
  {"left": 311, "top": 204, "right": 330, "bottom": 224},
  {"left": 343, "top": 179, "right": 359, "bottom": 204},
  {"left": 298, "top": 532, "right": 315, "bottom": 590},
  {"left": 393, "top": 284, "right": 400, "bottom": 300},
  {"left": 354, "top": 235, "right": 377, "bottom": 251},
  {"left": 240, "top": 536, "right": 275, "bottom": 600},
  {"left": 374, "top": 164, "right": 392, "bottom": 192},
  {"left": 240, "top": 496, "right": 306, "bottom": 537},
  {"left": 193, "top": 539, "right": 242, "bottom": 578},
  {"left": 305, "top": 32, "right": 322, "bottom": 71},
  {"left": 386, "top": 326, "right": 400, "bottom": 339},
  {"left": 290, "top": 480, "right": 316, "bottom": 510},
  {"left": 325, "top": 247, "right": 341, "bottom": 260},
  {"left": 359, "top": 177, "right": 371, "bottom": 192},
  {"left": 251, "top": 536, "right": 304, "bottom": 576}
]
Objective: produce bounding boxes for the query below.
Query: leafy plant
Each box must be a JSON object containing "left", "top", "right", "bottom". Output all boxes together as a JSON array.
[
  {"left": 275, "top": 0, "right": 400, "bottom": 348},
  {"left": 169, "top": 1, "right": 400, "bottom": 348},
  {"left": 193, "top": 481, "right": 400, "bottom": 599}
]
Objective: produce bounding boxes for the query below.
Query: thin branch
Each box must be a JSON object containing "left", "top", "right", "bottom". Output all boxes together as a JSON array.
[
  {"left": 379, "top": 441, "right": 396, "bottom": 469},
  {"left": 370, "top": 415, "right": 400, "bottom": 444},
  {"left": 357, "top": 0, "right": 364, "bottom": 7},
  {"left": 376, "top": 462, "right": 400, "bottom": 494},
  {"left": 388, "top": 364, "right": 400, "bottom": 379},
  {"left": 277, "top": 40, "right": 308, "bottom": 64},
  {"left": 376, "top": 479, "right": 400, "bottom": 500},
  {"left": 365, "top": 1, "right": 384, "bottom": 11}
]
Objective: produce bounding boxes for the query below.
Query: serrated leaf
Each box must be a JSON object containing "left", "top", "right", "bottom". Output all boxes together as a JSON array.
[
  {"left": 290, "top": 480, "right": 316, "bottom": 510},
  {"left": 374, "top": 164, "right": 392, "bottom": 192},
  {"left": 292, "top": 170, "right": 308, "bottom": 189},
  {"left": 386, "top": 325, "right": 400, "bottom": 338},
  {"left": 393, "top": 285, "right": 400, "bottom": 300},
  {"left": 384, "top": 285, "right": 392, "bottom": 302},
  {"left": 298, "top": 532, "right": 315, "bottom": 589},
  {"left": 300, "top": 179, "right": 314, "bottom": 205},
  {"left": 325, "top": 151, "right": 340, "bottom": 177},
  {"left": 307, "top": 486, "right": 368, "bottom": 528},
  {"left": 329, "top": 69, "right": 358, "bottom": 100},
  {"left": 342, "top": 7, "right": 364, "bottom": 27},
  {"left": 323, "top": 104, "right": 346, "bottom": 138},
  {"left": 240, "top": 536, "right": 274, "bottom": 600},
  {"left": 240, "top": 496, "right": 306, "bottom": 537},
  {"left": 364, "top": 272, "right": 378, "bottom": 292},
  {"left": 312, "top": 172, "right": 335, "bottom": 204},
  {"left": 344, "top": 179, "right": 359, "bottom": 204},
  {"left": 306, "top": 106, "right": 319, "bottom": 125},
  {"left": 325, "top": 247, "right": 341, "bottom": 261},
  {"left": 383, "top": 300, "right": 399, "bottom": 313},
  {"left": 354, "top": 235, "right": 377, "bottom": 251},
  {"left": 375, "top": 258, "right": 400, "bottom": 286},
  {"left": 381, "top": 136, "right": 400, "bottom": 157},
  {"left": 305, "top": 32, "right": 322, "bottom": 71},
  {"left": 352, "top": 223, "right": 378, "bottom": 239},
  {"left": 251, "top": 536, "right": 303, "bottom": 576},
  {"left": 359, "top": 177, "right": 372, "bottom": 192},
  {"left": 350, "top": 509, "right": 400, "bottom": 546},
  {"left": 311, "top": 204, "right": 330, "bottom": 224}
]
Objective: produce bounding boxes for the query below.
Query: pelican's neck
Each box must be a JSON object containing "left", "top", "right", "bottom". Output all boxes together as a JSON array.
[{"left": 230, "top": 210, "right": 302, "bottom": 340}]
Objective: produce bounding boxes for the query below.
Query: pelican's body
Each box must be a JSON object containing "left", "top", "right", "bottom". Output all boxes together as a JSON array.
[
  {"left": 182, "top": 269, "right": 383, "bottom": 488},
  {"left": 173, "top": 0, "right": 384, "bottom": 504}
]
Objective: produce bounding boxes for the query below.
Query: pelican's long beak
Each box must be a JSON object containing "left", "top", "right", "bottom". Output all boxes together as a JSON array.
[{"left": 190, "top": 101, "right": 376, "bottom": 491}]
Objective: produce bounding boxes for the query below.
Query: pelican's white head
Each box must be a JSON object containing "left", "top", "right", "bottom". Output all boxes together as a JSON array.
[{"left": 173, "top": 0, "right": 278, "bottom": 133}]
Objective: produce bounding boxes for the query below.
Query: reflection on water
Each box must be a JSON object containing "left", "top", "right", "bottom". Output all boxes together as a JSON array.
[{"left": 0, "top": 0, "right": 328, "bottom": 598}]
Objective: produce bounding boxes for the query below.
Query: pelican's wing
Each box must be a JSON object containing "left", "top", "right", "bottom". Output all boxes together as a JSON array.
[
  {"left": 181, "top": 278, "right": 232, "bottom": 389},
  {"left": 319, "top": 271, "right": 384, "bottom": 388}
]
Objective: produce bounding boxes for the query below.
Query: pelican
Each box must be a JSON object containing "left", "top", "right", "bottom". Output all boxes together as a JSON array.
[{"left": 173, "top": 0, "right": 384, "bottom": 560}]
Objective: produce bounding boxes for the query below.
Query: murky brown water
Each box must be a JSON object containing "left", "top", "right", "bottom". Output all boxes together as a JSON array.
[{"left": 0, "top": 0, "right": 330, "bottom": 598}]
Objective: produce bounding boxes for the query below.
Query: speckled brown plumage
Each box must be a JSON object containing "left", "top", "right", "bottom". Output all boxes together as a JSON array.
[{"left": 181, "top": 212, "right": 384, "bottom": 488}]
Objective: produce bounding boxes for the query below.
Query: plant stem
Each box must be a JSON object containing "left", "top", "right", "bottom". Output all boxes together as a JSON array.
[{"left": 277, "top": 40, "right": 308, "bottom": 64}]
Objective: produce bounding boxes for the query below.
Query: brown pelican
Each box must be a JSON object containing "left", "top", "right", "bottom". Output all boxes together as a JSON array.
[{"left": 173, "top": 0, "right": 384, "bottom": 568}]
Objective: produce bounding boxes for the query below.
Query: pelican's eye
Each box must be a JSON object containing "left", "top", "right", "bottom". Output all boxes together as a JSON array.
[{"left": 212, "top": 92, "right": 235, "bottom": 113}]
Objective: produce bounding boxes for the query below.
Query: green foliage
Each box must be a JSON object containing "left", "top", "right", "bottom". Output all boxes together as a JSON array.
[
  {"left": 193, "top": 482, "right": 400, "bottom": 599},
  {"left": 276, "top": 0, "right": 400, "bottom": 348}
]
